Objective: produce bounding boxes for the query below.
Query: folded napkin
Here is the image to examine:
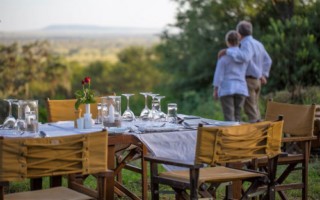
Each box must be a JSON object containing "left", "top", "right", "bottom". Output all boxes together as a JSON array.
[
  {"left": 107, "top": 127, "right": 129, "bottom": 134},
  {"left": 138, "top": 126, "right": 180, "bottom": 133}
]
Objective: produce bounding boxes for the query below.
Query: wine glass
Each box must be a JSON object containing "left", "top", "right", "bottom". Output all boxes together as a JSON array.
[
  {"left": 14, "top": 100, "right": 26, "bottom": 134},
  {"left": 2, "top": 99, "right": 17, "bottom": 129},
  {"left": 155, "top": 96, "right": 166, "bottom": 120},
  {"left": 147, "top": 93, "right": 159, "bottom": 120},
  {"left": 122, "top": 94, "right": 135, "bottom": 121},
  {"left": 140, "top": 92, "right": 151, "bottom": 120}
]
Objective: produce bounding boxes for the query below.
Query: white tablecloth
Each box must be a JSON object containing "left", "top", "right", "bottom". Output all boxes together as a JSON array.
[
  {"left": 1, "top": 117, "right": 239, "bottom": 172},
  {"left": 136, "top": 130, "right": 197, "bottom": 171}
]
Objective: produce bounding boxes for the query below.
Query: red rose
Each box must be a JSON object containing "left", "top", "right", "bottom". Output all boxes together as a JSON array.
[
  {"left": 84, "top": 77, "right": 91, "bottom": 83},
  {"left": 81, "top": 80, "right": 85, "bottom": 85}
]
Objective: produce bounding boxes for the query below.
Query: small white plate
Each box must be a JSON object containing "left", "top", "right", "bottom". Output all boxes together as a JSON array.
[{"left": 107, "top": 127, "right": 129, "bottom": 134}]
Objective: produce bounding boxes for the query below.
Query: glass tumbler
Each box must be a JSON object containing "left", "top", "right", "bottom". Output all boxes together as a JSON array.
[{"left": 166, "top": 103, "right": 178, "bottom": 123}]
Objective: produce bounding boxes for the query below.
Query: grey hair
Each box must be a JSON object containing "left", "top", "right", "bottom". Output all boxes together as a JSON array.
[
  {"left": 225, "top": 30, "right": 239, "bottom": 46},
  {"left": 236, "top": 20, "right": 252, "bottom": 36}
]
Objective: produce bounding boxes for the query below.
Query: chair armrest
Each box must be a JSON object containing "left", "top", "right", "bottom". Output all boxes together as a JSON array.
[
  {"left": 144, "top": 155, "right": 203, "bottom": 169},
  {"left": 282, "top": 136, "right": 317, "bottom": 143}
]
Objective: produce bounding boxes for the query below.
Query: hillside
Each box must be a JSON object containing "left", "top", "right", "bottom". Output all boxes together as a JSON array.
[{"left": 0, "top": 24, "right": 162, "bottom": 64}]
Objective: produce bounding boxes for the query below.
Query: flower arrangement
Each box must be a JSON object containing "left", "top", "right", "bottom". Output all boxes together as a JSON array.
[{"left": 75, "top": 76, "right": 96, "bottom": 110}]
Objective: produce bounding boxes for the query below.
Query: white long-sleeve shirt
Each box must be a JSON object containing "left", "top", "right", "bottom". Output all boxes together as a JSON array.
[
  {"left": 213, "top": 46, "right": 249, "bottom": 97},
  {"left": 226, "top": 35, "right": 272, "bottom": 79}
]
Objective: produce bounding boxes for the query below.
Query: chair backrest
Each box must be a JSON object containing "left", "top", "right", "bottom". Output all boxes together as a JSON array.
[
  {"left": 0, "top": 130, "right": 108, "bottom": 182},
  {"left": 46, "top": 97, "right": 102, "bottom": 122},
  {"left": 265, "top": 100, "right": 316, "bottom": 137},
  {"left": 195, "top": 120, "right": 283, "bottom": 165}
]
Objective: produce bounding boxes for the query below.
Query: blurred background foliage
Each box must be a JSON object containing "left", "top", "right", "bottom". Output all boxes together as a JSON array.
[{"left": 1, "top": 0, "right": 320, "bottom": 123}]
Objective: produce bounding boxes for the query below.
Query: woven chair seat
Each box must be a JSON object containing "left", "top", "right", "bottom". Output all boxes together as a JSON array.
[
  {"left": 160, "top": 166, "right": 265, "bottom": 184},
  {"left": 5, "top": 186, "right": 93, "bottom": 200}
]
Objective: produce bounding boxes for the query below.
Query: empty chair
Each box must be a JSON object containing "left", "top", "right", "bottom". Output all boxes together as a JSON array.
[
  {"left": 145, "top": 120, "right": 284, "bottom": 200},
  {"left": 0, "top": 130, "right": 113, "bottom": 200},
  {"left": 46, "top": 97, "right": 103, "bottom": 122},
  {"left": 259, "top": 100, "right": 317, "bottom": 200}
]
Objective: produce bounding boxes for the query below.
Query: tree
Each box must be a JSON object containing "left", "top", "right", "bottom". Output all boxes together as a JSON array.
[
  {"left": 156, "top": 0, "right": 320, "bottom": 103},
  {"left": 156, "top": 0, "right": 270, "bottom": 100},
  {"left": 261, "top": 1, "right": 320, "bottom": 101},
  {"left": 0, "top": 41, "right": 71, "bottom": 99},
  {"left": 108, "top": 46, "right": 163, "bottom": 93}
]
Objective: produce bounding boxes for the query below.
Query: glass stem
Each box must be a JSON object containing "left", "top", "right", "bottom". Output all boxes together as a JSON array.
[
  {"left": 8, "top": 101, "right": 12, "bottom": 116},
  {"left": 127, "top": 97, "right": 130, "bottom": 110},
  {"left": 144, "top": 95, "right": 148, "bottom": 109}
]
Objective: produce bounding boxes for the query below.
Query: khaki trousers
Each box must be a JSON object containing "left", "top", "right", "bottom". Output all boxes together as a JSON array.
[
  {"left": 245, "top": 78, "right": 261, "bottom": 122},
  {"left": 220, "top": 94, "right": 246, "bottom": 121}
]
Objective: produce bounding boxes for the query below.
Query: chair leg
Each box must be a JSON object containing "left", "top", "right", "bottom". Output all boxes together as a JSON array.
[
  {"left": 302, "top": 141, "right": 311, "bottom": 200},
  {"left": 98, "top": 171, "right": 114, "bottom": 200},
  {"left": 189, "top": 168, "right": 199, "bottom": 199},
  {"left": 150, "top": 162, "right": 159, "bottom": 200},
  {"left": 30, "top": 178, "right": 42, "bottom": 190}
]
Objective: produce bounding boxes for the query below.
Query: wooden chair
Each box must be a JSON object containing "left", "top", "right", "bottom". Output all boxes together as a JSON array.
[
  {"left": 311, "top": 105, "right": 320, "bottom": 154},
  {"left": 46, "top": 96, "right": 143, "bottom": 198},
  {"left": 257, "top": 100, "right": 317, "bottom": 200},
  {"left": 0, "top": 130, "right": 114, "bottom": 200},
  {"left": 145, "top": 120, "right": 284, "bottom": 200},
  {"left": 46, "top": 97, "right": 104, "bottom": 122}
]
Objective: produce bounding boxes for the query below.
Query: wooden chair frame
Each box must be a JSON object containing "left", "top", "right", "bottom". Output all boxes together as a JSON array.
[
  {"left": 145, "top": 120, "right": 284, "bottom": 200},
  {"left": 0, "top": 131, "right": 114, "bottom": 200},
  {"left": 256, "top": 100, "right": 317, "bottom": 200}
]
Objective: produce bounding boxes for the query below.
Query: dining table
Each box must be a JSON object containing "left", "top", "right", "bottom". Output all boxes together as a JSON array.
[{"left": 0, "top": 115, "right": 241, "bottom": 200}]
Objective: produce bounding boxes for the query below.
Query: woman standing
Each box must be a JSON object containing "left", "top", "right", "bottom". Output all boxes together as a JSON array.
[{"left": 213, "top": 30, "right": 248, "bottom": 121}]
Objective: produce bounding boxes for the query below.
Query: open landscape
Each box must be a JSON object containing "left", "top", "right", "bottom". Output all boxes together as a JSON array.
[
  {"left": 0, "top": 25, "right": 161, "bottom": 64},
  {"left": 1, "top": 1, "right": 320, "bottom": 199}
]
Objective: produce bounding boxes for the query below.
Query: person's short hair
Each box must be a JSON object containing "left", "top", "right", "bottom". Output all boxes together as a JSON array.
[
  {"left": 225, "top": 30, "right": 239, "bottom": 46},
  {"left": 236, "top": 20, "right": 252, "bottom": 36}
]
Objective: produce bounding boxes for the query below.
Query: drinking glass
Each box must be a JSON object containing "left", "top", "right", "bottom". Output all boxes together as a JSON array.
[
  {"left": 167, "top": 103, "right": 178, "bottom": 123},
  {"left": 101, "top": 96, "right": 121, "bottom": 127},
  {"left": 95, "top": 103, "right": 102, "bottom": 124},
  {"left": 122, "top": 94, "right": 135, "bottom": 121},
  {"left": 2, "top": 99, "right": 17, "bottom": 129},
  {"left": 13, "top": 100, "right": 26, "bottom": 134},
  {"left": 20, "top": 100, "right": 39, "bottom": 133},
  {"left": 140, "top": 92, "right": 151, "bottom": 120},
  {"left": 147, "top": 93, "right": 159, "bottom": 120},
  {"left": 155, "top": 96, "right": 166, "bottom": 120}
]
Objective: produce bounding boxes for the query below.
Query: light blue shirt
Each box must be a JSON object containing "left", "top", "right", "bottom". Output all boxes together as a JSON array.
[
  {"left": 213, "top": 47, "right": 249, "bottom": 97},
  {"left": 226, "top": 36, "right": 272, "bottom": 78}
]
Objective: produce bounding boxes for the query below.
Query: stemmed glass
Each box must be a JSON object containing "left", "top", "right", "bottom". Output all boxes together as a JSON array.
[
  {"left": 122, "top": 94, "right": 135, "bottom": 121},
  {"left": 147, "top": 93, "right": 159, "bottom": 120},
  {"left": 1, "top": 99, "right": 17, "bottom": 129},
  {"left": 13, "top": 100, "right": 26, "bottom": 134},
  {"left": 155, "top": 96, "right": 166, "bottom": 120},
  {"left": 140, "top": 92, "right": 151, "bottom": 119}
]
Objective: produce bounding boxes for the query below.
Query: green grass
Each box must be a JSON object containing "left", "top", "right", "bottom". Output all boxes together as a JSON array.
[{"left": 6, "top": 156, "right": 320, "bottom": 199}]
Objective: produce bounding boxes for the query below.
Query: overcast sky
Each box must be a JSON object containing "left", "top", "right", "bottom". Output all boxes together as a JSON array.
[{"left": 0, "top": 0, "right": 177, "bottom": 31}]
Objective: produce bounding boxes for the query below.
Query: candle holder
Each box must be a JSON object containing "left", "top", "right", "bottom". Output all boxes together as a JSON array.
[
  {"left": 20, "top": 100, "right": 39, "bottom": 133},
  {"left": 101, "top": 96, "right": 121, "bottom": 128}
]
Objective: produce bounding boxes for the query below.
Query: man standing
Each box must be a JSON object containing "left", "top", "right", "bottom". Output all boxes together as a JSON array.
[{"left": 224, "top": 20, "right": 272, "bottom": 122}]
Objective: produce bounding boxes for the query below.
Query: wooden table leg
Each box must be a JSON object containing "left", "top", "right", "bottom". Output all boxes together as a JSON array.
[
  {"left": 108, "top": 145, "right": 116, "bottom": 196},
  {"left": 141, "top": 144, "right": 148, "bottom": 200}
]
